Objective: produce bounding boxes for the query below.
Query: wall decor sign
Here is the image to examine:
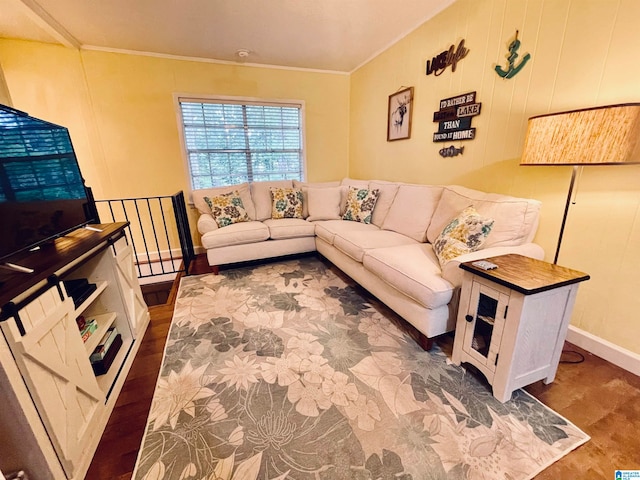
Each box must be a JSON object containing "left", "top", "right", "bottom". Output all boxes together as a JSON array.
[
  {"left": 495, "top": 30, "right": 531, "bottom": 79},
  {"left": 439, "top": 145, "right": 465, "bottom": 157},
  {"left": 432, "top": 91, "right": 481, "bottom": 143},
  {"left": 426, "top": 39, "right": 469, "bottom": 76},
  {"left": 387, "top": 86, "right": 414, "bottom": 141}
]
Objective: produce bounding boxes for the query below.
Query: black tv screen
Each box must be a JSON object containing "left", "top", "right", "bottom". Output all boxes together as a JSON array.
[{"left": 0, "top": 105, "right": 96, "bottom": 262}]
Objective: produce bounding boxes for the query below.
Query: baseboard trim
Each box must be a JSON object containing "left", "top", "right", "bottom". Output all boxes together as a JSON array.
[{"left": 566, "top": 325, "right": 640, "bottom": 376}]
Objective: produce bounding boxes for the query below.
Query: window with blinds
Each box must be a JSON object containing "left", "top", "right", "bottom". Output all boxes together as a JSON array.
[{"left": 178, "top": 99, "right": 305, "bottom": 190}]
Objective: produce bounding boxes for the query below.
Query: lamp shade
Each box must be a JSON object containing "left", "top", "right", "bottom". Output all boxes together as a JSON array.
[{"left": 520, "top": 103, "right": 640, "bottom": 165}]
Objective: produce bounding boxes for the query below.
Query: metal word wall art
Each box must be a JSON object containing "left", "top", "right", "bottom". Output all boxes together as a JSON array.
[
  {"left": 426, "top": 39, "right": 469, "bottom": 76},
  {"left": 495, "top": 30, "right": 531, "bottom": 79},
  {"left": 433, "top": 92, "right": 482, "bottom": 144}
]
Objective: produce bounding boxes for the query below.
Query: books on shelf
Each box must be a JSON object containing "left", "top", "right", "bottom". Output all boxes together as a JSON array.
[
  {"left": 76, "top": 315, "right": 86, "bottom": 331},
  {"left": 90, "top": 326, "right": 119, "bottom": 362},
  {"left": 80, "top": 318, "right": 98, "bottom": 342},
  {"left": 91, "top": 333, "right": 122, "bottom": 376}
]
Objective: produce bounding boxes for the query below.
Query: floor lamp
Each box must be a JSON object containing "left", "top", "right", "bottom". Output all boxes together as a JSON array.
[{"left": 520, "top": 103, "right": 640, "bottom": 264}]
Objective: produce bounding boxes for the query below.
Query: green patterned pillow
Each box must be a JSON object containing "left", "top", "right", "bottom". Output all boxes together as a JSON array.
[
  {"left": 342, "top": 187, "right": 380, "bottom": 224},
  {"left": 433, "top": 206, "right": 494, "bottom": 266},
  {"left": 204, "top": 191, "right": 250, "bottom": 228},
  {"left": 270, "top": 187, "right": 304, "bottom": 219}
]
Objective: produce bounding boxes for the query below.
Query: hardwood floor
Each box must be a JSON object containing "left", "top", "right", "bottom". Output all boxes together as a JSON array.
[{"left": 87, "top": 255, "right": 640, "bottom": 479}]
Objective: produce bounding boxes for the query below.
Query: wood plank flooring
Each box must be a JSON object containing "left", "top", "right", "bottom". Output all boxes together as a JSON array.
[{"left": 86, "top": 255, "right": 640, "bottom": 479}]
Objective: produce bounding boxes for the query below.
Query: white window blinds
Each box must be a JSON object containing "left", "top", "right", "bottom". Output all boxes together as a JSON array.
[{"left": 178, "top": 99, "right": 304, "bottom": 189}]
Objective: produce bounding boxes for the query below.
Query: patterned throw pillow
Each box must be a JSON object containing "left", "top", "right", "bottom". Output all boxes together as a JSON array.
[
  {"left": 270, "top": 187, "right": 304, "bottom": 219},
  {"left": 433, "top": 206, "right": 494, "bottom": 266},
  {"left": 342, "top": 187, "right": 380, "bottom": 224},
  {"left": 204, "top": 191, "right": 250, "bottom": 228}
]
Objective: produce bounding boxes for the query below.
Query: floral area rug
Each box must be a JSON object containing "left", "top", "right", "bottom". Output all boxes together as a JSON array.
[{"left": 133, "top": 257, "right": 589, "bottom": 480}]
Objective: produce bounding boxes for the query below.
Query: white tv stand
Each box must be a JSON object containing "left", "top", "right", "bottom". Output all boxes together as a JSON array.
[{"left": 0, "top": 223, "right": 149, "bottom": 479}]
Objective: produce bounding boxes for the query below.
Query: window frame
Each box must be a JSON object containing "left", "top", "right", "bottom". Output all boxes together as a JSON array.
[{"left": 173, "top": 93, "right": 307, "bottom": 201}]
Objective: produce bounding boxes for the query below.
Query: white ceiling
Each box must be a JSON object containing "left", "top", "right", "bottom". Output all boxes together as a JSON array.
[{"left": 0, "top": 0, "right": 455, "bottom": 72}]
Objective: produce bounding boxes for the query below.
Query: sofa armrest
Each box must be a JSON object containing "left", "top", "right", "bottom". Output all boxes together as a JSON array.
[
  {"left": 197, "top": 213, "right": 219, "bottom": 235},
  {"left": 441, "top": 243, "right": 545, "bottom": 287}
]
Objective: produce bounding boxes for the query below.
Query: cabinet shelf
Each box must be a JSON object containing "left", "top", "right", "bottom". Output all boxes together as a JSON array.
[
  {"left": 96, "top": 336, "right": 133, "bottom": 397},
  {"left": 74, "top": 280, "right": 108, "bottom": 316},
  {"left": 83, "top": 312, "right": 117, "bottom": 354},
  {"left": 477, "top": 314, "right": 495, "bottom": 326}
]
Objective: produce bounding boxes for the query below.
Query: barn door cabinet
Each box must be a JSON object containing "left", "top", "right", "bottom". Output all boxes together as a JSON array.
[{"left": 0, "top": 223, "right": 149, "bottom": 480}]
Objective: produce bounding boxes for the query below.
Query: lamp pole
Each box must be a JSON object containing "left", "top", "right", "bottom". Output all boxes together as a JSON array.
[{"left": 554, "top": 165, "right": 579, "bottom": 264}]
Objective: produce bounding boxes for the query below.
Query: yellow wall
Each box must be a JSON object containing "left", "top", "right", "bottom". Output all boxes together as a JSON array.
[
  {"left": 0, "top": 61, "right": 11, "bottom": 106},
  {"left": 0, "top": 40, "right": 350, "bottom": 245},
  {"left": 350, "top": 0, "right": 640, "bottom": 353}
]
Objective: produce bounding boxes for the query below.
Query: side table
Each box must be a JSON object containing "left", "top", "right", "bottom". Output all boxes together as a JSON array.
[{"left": 451, "top": 254, "right": 589, "bottom": 402}]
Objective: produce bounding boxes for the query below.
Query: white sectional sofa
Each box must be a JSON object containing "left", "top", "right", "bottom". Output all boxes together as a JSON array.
[{"left": 193, "top": 178, "right": 544, "bottom": 348}]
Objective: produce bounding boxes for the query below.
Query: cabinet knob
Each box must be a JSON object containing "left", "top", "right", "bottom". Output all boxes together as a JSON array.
[{"left": 465, "top": 314, "right": 473, "bottom": 323}]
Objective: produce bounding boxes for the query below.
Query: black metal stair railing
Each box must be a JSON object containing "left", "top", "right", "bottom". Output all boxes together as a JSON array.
[{"left": 95, "top": 191, "right": 195, "bottom": 279}]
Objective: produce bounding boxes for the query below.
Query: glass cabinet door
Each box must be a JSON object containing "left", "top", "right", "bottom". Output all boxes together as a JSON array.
[{"left": 462, "top": 281, "right": 509, "bottom": 370}]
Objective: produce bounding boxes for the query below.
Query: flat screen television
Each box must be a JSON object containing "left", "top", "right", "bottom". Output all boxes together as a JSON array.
[{"left": 0, "top": 104, "right": 98, "bottom": 264}]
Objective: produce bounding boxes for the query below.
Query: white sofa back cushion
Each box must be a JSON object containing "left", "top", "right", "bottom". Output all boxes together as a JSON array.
[
  {"left": 293, "top": 180, "right": 341, "bottom": 218},
  {"left": 251, "top": 180, "right": 294, "bottom": 221},
  {"left": 382, "top": 184, "right": 444, "bottom": 242},
  {"left": 306, "top": 186, "right": 344, "bottom": 221},
  {"left": 192, "top": 183, "right": 256, "bottom": 221},
  {"left": 341, "top": 177, "right": 370, "bottom": 188},
  {"left": 426, "top": 186, "right": 542, "bottom": 248},
  {"left": 369, "top": 180, "right": 400, "bottom": 227}
]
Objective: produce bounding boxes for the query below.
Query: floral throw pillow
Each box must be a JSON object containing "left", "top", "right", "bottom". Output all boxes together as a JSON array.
[
  {"left": 270, "top": 187, "right": 304, "bottom": 219},
  {"left": 342, "top": 187, "right": 380, "bottom": 224},
  {"left": 204, "top": 191, "right": 250, "bottom": 228},
  {"left": 433, "top": 206, "right": 494, "bottom": 266}
]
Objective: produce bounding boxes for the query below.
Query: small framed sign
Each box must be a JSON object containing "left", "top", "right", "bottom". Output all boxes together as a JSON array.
[
  {"left": 387, "top": 87, "right": 413, "bottom": 141},
  {"left": 432, "top": 91, "right": 481, "bottom": 143}
]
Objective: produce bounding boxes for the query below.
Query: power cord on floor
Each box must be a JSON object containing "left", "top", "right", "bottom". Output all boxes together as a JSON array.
[{"left": 559, "top": 349, "right": 585, "bottom": 364}]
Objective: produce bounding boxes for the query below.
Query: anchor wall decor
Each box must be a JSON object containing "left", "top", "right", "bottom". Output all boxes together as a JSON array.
[{"left": 495, "top": 30, "right": 531, "bottom": 79}]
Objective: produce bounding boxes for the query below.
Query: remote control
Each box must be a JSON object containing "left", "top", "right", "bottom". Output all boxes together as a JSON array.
[{"left": 472, "top": 260, "right": 498, "bottom": 271}]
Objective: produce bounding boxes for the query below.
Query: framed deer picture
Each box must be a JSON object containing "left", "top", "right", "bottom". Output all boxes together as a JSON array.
[{"left": 387, "top": 87, "right": 414, "bottom": 141}]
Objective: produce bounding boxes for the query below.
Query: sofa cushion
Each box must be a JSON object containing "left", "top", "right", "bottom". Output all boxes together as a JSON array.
[
  {"left": 382, "top": 184, "right": 444, "bottom": 242},
  {"left": 314, "top": 219, "right": 379, "bottom": 245},
  {"left": 307, "top": 186, "right": 344, "bottom": 221},
  {"left": 200, "top": 221, "right": 270, "bottom": 249},
  {"left": 342, "top": 187, "right": 380, "bottom": 224},
  {"left": 263, "top": 218, "right": 316, "bottom": 240},
  {"left": 251, "top": 180, "right": 294, "bottom": 221},
  {"left": 363, "top": 244, "right": 454, "bottom": 309},
  {"left": 340, "top": 178, "right": 370, "bottom": 213},
  {"left": 270, "top": 187, "right": 304, "bottom": 219},
  {"left": 293, "top": 180, "right": 341, "bottom": 218},
  {"left": 340, "top": 177, "right": 370, "bottom": 189},
  {"left": 333, "top": 230, "right": 417, "bottom": 263},
  {"left": 369, "top": 180, "right": 400, "bottom": 227},
  {"left": 192, "top": 183, "right": 256, "bottom": 220},
  {"left": 426, "top": 186, "right": 541, "bottom": 248},
  {"left": 204, "top": 191, "right": 251, "bottom": 228},
  {"left": 433, "top": 206, "right": 494, "bottom": 266}
]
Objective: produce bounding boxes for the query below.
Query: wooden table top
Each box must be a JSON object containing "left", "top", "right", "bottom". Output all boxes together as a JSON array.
[
  {"left": 460, "top": 254, "right": 590, "bottom": 295},
  {"left": 0, "top": 223, "right": 128, "bottom": 307}
]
